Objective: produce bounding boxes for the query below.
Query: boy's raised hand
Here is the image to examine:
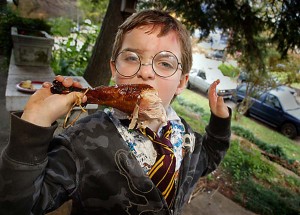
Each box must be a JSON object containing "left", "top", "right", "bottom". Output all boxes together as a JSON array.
[
  {"left": 21, "top": 76, "right": 87, "bottom": 127},
  {"left": 208, "top": 79, "right": 230, "bottom": 118}
]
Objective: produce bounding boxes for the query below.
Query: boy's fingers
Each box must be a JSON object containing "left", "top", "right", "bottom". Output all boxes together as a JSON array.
[
  {"left": 54, "top": 75, "right": 73, "bottom": 87},
  {"left": 54, "top": 75, "right": 83, "bottom": 89},
  {"left": 68, "top": 92, "right": 86, "bottom": 105},
  {"left": 55, "top": 75, "right": 64, "bottom": 82},
  {"left": 73, "top": 81, "right": 83, "bottom": 88},
  {"left": 208, "top": 79, "right": 220, "bottom": 95},
  {"left": 217, "top": 96, "right": 225, "bottom": 107},
  {"left": 63, "top": 77, "right": 74, "bottom": 87},
  {"left": 42, "top": 82, "right": 52, "bottom": 88},
  {"left": 217, "top": 96, "right": 230, "bottom": 118}
]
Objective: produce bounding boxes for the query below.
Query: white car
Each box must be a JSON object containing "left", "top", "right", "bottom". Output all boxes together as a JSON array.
[{"left": 187, "top": 68, "right": 237, "bottom": 99}]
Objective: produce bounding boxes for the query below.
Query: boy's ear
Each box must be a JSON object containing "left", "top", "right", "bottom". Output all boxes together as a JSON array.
[
  {"left": 110, "top": 60, "right": 116, "bottom": 80},
  {"left": 175, "top": 73, "right": 189, "bottom": 95}
]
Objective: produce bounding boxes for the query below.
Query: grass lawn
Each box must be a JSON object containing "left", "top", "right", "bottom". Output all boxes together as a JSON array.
[
  {"left": 172, "top": 89, "right": 209, "bottom": 134},
  {"left": 172, "top": 88, "right": 300, "bottom": 214},
  {"left": 173, "top": 88, "right": 300, "bottom": 161},
  {"left": 231, "top": 117, "right": 300, "bottom": 161}
]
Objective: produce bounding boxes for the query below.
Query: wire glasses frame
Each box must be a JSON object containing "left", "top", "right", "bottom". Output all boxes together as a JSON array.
[{"left": 112, "top": 50, "right": 182, "bottom": 78}]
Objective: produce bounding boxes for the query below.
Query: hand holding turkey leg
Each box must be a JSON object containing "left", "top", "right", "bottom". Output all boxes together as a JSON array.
[{"left": 21, "top": 76, "right": 87, "bottom": 127}]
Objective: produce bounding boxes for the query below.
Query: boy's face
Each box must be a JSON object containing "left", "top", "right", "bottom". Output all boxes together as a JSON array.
[{"left": 110, "top": 25, "right": 189, "bottom": 110}]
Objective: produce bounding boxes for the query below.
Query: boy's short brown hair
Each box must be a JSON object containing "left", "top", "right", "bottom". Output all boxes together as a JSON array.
[{"left": 111, "top": 10, "right": 192, "bottom": 75}]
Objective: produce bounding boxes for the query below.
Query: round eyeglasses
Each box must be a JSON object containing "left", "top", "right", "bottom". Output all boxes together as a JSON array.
[{"left": 112, "top": 50, "right": 182, "bottom": 78}]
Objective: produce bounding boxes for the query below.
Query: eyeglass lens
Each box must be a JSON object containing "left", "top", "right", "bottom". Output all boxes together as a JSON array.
[{"left": 114, "top": 51, "right": 179, "bottom": 77}]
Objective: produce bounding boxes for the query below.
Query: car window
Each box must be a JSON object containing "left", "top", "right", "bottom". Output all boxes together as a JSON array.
[
  {"left": 198, "top": 71, "right": 206, "bottom": 79},
  {"left": 237, "top": 84, "right": 263, "bottom": 98},
  {"left": 264, "top": 94, "right": 281, "bottom": 108},
  {"left": 237, "top": 84, "right": 247, "bottom": 94}
]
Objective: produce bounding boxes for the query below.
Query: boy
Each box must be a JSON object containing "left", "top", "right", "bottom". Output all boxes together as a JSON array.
[{"left": 0, "top": 10, "right": 231, "bottom": 214}]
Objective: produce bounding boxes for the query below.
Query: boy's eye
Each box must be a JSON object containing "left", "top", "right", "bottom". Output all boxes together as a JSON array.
[
  {"left": 156, "top": 60, "right": 174, "bottom": 69},
  {"left": 154, "top": 53, "right": 177, "bottom": 71},
  {"left": 117, "top": 51, "right": 140, "bottom": 64},
  {"left": 124, "top": 54, "right": 139, "bottom": 62}
]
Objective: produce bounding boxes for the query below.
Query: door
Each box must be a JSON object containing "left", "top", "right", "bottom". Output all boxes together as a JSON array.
[{"left": 252, "top": 93, "right": 284, "bottom": 127}]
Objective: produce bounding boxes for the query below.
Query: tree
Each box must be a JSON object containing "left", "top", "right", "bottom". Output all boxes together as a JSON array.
[
  {"left": 271, "top": 1, "right": 300, "bottom": 58},
  {"left": 138, "top": 0, "right": 299, "bottom": 119},
  {"left": 84, "top": 0, "right": 137, "bottom": 87},
  {"left": 0, "top": 0, "right": 7, "bottom": 8},
  {"left": 139, "top": 0, "right": 299, "bottom": 71},
  {"left": 84, "top": 0, "right": 299, "bottom": 87},
  {"left": 77, "top": 0, "right": 109, "bottom": 25}
]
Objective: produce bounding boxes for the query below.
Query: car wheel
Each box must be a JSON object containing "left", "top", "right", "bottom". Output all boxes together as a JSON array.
[{"left": 280, "top": 123, "right": 297, "bottom": 139}]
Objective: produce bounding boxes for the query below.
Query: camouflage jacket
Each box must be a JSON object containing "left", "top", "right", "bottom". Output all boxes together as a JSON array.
[{"left": 0, "top": 110, "right": 230, "bottom": 215}]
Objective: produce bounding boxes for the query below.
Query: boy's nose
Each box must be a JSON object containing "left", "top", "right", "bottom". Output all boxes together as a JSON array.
[{"left": 137, "top": 63, "right": 155, "bottom": 79}]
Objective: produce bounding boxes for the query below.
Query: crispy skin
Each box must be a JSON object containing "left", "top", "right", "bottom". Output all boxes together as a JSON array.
[
  {"left": 85, "top": 84, "right": 154, "bottom": 114},
  {"left": 51, "top": 81, "right": 153, "bottom": 114},
  {"left": 51, "top": 82, "right": 167, "bottom": 128}
]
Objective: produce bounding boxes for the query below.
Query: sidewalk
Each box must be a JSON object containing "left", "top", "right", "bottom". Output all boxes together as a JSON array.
[
  {"left": 182, "top": 191, "right": 256, "bottom": 215},
  {"left": 0, "top": 55, "right": 256, "bottom": 215}
]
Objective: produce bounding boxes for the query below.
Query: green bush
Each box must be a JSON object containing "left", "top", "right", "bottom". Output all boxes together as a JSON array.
[
  {"left": 231, "top": 125, "right": 255, "bottom": 142},
  {"left": 218, "top": 63, "right": 240, "bottom": 78},
  {"left": 176, "top": 96, "right": 205, "bottom": 116},
  {"left": 50, "top": 20, "right": 99, "bottom": 76},
  {"left": 172, "top": 89, "right": 299, "bottom": 215},
  {"left": 236, "top": 179, "right": 300, "bottom": 215},
  {"left": 221, "top": 133, "right": 300, "bottom": 215},
  {"left": 48, "top": 17, "right": 75, "bottom": 37},
  {"left": 222, "top": 140, "right": 276, "bottom": 181},
  {"left": 172, "top": 96, "right": 209, "bottom": 133},
  {"left": 176, "top": 96, "right": 211, "bottom": 123},
  {"left": 231, "top": 125, "right": 290, "bottom": 160},
  {"left": 0, "top": 7, "right": 50, "bottom": 64}
]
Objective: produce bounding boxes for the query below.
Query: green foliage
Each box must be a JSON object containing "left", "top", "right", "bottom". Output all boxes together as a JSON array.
[
  {"left": 222, "top": 139, "right": 300, "bottom": 214},
  {"left": 48, "top": 17, "right": 75, "bottom": 37},
  {"left": 171, "top": 89, "right": 300, "bottom": 214},
  {"left": 140, "top": 0, "right": 300, "bottom": 88},
  {"left": 0, "top": 7, "right": 50, "bottom": 64},
  {"left": 172, "top": 102, "right": 204, "bottom": 133},
  {"left": 50, "top": 20, "right": 99, "bottom": 76},
  {"left": 271, "top": 1, "right": 300, "bottom": 58},
  {"left": 232, "top": 116, "right": 300, "bottom": 161},
  {"left": 231, "top": 125, "right": 255, "bottom": 142},
  {"left": 176, "top": 96, "right": 205, "bottom": 116},
  {"left": 172, "top": 89, "right": 300, "bottom": 214},
  {"left": 231, "top": 125, "right": 293, "bottom": 162},
  {"left": 218, "top": 63, "right": 240, "bottom": 78},
  {"left": 77, "top": 0, "right": 109, "bottom": 25},
  {"left": 172, "top": 95, "right": 209, "bottom": 133},
  {"left": 222, "top": 140, "right": 276, "bottom": 181},
  {"left": 285, "top": 175, "right": 300, "bottom": 188},
  {"left": 176, "top": 95, "right": 211, "bottom": 124},
  {"left": 235, "top": 179, "right": 300, "bottom": 215},
  {"left": 267, "top": 51, "right": 300, "bottom": 85}
]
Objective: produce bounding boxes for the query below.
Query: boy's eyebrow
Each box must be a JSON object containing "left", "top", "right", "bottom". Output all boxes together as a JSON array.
[{"left": 121, "top": 48, "right": 144, "bottom": 54}]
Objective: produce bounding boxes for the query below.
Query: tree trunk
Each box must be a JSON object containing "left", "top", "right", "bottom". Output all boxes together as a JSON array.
[{"left": 83, "top": 0, "right": 136, "bottom": 87}]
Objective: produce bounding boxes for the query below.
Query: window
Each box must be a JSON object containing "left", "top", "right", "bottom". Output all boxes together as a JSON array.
[
  {"left": 198, "top": 71, "right": 206, "bottom": 79},
  {"left": 265, "top": 94, "right": 280, "bottom": 108}
]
